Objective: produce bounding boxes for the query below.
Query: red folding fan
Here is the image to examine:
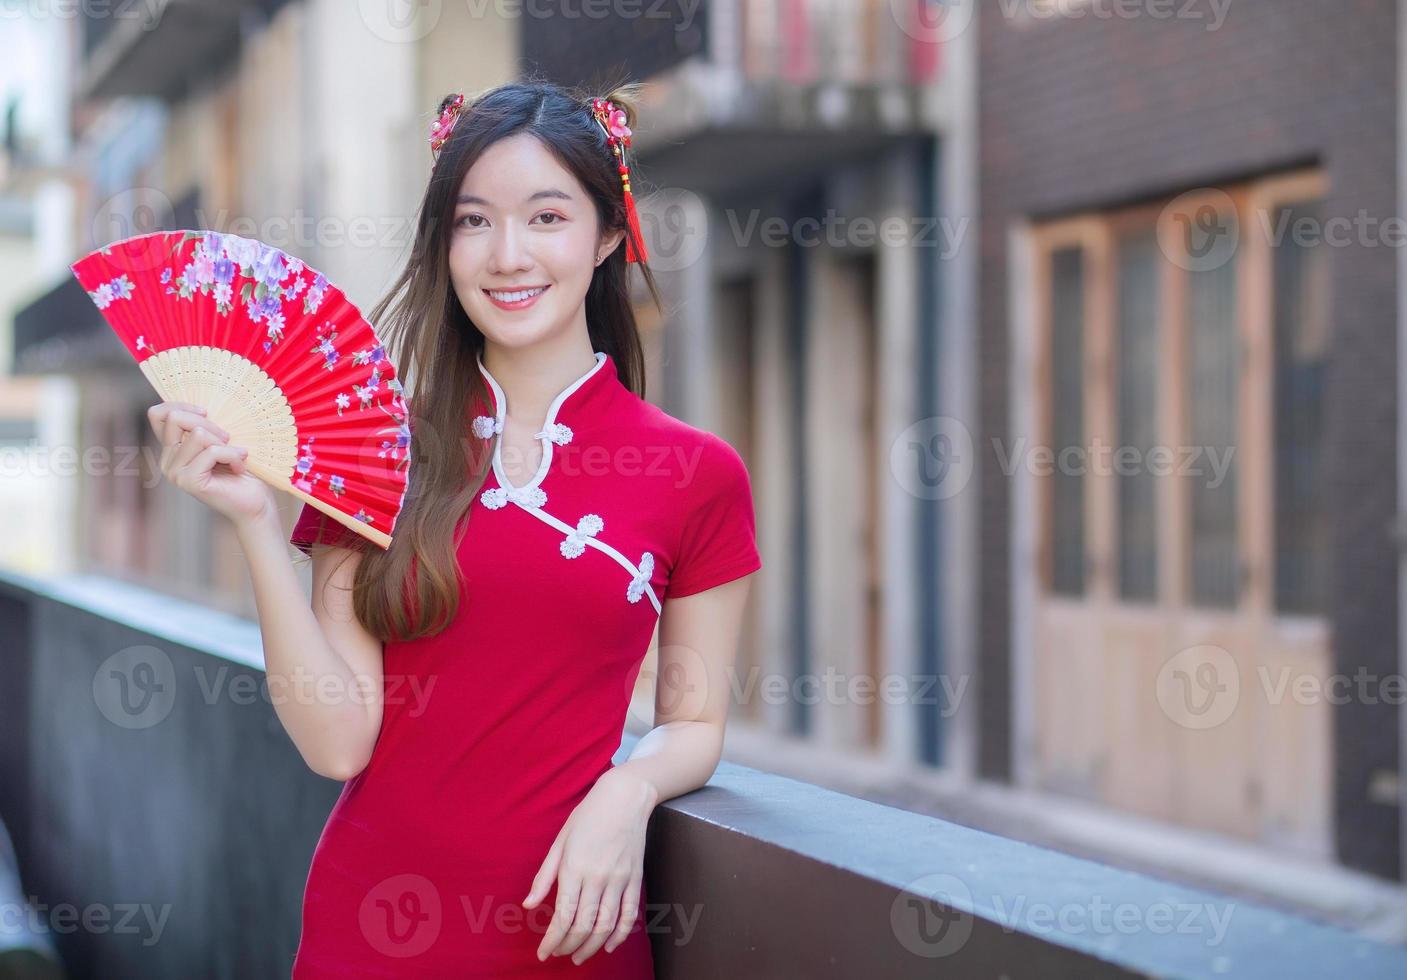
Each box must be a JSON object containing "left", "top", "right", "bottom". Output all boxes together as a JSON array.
[{"left": 70, "top": 229, "right": 411, "bottom": 549}]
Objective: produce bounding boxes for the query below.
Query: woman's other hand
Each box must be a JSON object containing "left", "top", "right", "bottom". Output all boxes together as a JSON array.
[{"left": 524, "top": 766, "right": 658, "bottom": 965}]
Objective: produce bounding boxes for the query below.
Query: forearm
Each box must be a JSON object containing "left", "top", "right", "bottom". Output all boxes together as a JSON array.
[
  {"left": 613, "top": 718, "right": 726, "bottom": 809},
  {"left": 235, "top": 509, "right": 379, "bottom": 779}
]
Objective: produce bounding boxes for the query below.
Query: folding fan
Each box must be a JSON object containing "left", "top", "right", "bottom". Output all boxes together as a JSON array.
[{"left": 70, "top": 229, "right": 411, "bottom": 549}]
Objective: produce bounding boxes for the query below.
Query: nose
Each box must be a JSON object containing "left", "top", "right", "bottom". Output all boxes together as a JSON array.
[{"left": 487, "top": 221, "right": 532, "bottom": 275}]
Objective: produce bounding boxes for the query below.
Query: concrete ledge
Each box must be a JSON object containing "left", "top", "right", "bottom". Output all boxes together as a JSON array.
[
  {"left": 719, "top": 718, "right": 1407, "bottom": 943},
  {"left": 640, "top": 746, "right": 1407, "bottom": 977},
  {"left": 3, "top": 568, "right": 1407, "bottom": 978}
]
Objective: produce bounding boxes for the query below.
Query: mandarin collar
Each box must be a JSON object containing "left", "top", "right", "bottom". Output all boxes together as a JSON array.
[
  {"left": 471, "top": 349, "right": 617, "bottom": 495},
  {"left": 473, "top": 349, "right": 616, "bottom": 432}
]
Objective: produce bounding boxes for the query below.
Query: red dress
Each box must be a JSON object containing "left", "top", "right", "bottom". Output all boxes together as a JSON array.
[{"left": 285, "top": 350, "right": 761, "bottom": 978}]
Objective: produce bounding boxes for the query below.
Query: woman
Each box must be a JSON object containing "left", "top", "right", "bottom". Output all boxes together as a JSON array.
[{"left": 145, "top": 81, "right": 761, "bottom": 976}]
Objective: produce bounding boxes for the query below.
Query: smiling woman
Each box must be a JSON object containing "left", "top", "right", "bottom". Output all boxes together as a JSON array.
[{"left": 278, "top": 78, "right": 761, "bottom": 979}]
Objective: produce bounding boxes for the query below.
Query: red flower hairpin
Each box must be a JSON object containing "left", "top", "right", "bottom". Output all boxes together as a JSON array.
[
  {"left": 429, "top": 92, "right": 466, "bottom": 162},
  {"left": 590, "top": 97, "right": 648, "bottom": 264}
]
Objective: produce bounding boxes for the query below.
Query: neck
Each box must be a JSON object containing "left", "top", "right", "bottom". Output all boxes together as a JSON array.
[{"left": 480, "top": 333, "right": 599, "bottom": 426}]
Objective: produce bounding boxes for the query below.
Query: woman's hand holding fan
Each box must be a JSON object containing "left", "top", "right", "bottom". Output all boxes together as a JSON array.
[
  {"left": 145, "top": 399, "right": 276, "bottom": 528},
  {"left": 71, "top": 230, "right": 412, "bottom": 549}
]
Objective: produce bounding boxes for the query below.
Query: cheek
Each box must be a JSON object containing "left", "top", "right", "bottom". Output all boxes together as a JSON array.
[
  {"left": 447, "top": 237, "right": 481, "bottom": 280},
  {"left": 447, "top": 243, "right": 487, "bottom": 314},
  {"left": 448, "top": 240, "right": 492, "bottom": 298},
  {"left": 538, "top": 232, "right": 597, "bottom": 283}
]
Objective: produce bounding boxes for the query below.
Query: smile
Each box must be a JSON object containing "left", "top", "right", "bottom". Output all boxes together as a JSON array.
[{"left": 484, "top": 285, "right": 549, "bottom": 309}]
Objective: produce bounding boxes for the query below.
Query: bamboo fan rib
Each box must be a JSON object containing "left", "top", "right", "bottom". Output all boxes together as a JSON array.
[{"left": 138, "top": 347, "right": 300, "bottom": 480}]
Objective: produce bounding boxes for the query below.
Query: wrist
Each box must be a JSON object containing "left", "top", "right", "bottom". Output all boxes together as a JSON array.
[
  {"left": 606, "top": 764, "right": 660, "bottom": 812},
  {"left": 233, "top": 498, "right": 283, "bottom": 544}
]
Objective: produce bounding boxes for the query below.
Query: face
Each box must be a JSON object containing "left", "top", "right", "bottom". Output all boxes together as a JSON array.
[{"left": 448, "top": 132, "right": 624, "bottom": 349}]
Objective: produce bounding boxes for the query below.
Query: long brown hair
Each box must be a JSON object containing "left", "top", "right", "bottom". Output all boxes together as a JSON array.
[{"left": 301, "top": 77, "right": 663, "bottom": 641}]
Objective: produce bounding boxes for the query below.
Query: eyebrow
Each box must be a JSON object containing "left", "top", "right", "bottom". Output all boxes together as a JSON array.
[{"left": 456, "top": 189, "right": 574, "bottom": 206}]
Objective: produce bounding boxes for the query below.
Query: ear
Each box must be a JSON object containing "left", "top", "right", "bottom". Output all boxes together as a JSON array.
[{"left": 597, "top": 227, "right": 627, "bottom": 264}]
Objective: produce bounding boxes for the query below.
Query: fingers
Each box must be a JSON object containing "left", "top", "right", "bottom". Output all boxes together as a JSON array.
[
  {"left": 557, "top": 885, "right": 603, "bottom": 960},
  {"left": 603, "top": 875, "right": 641, "bottom": 954},
  {"left": 536, "top": 875, "right": 582, "bottom": 962},
  {"left": 146, "top": 401, "right": 203, "bottom": 442},
  {"left": 204, "top": 443, "right": 250, "bottom": 474},
  {"left": 147, "top": 400, "right": 205, "bottom": 425},
  {"left": 147, "top": 402, "right": 229, "bottom": 451},
  {"left": 545, "top": 872, "right": 616, "bottom": 963},
  {"left": 159, "top": 413, "right": 225, "bottom": 475},
  {"left": 524, "top": 829, "right": 565, "bottom": 909},
  {"left": 168, "top": 425, "right": 222, "bottom": 472},
  {"left": 571, "top": 877, "right": 626, "bottom": 964},
  {"left": 176, "top": 443, "right": 249, "bottom": 488}
]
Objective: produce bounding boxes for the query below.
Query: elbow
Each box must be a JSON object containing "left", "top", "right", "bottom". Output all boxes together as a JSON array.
[
  {"left": 308, "top": 705, "right": 381, "bottom": 781},
  {"left": 290, "top": 703, "right": 381, "bottom": 781},
  {"left": 310, "top": 748, "right": 371, "bottom": 782}
]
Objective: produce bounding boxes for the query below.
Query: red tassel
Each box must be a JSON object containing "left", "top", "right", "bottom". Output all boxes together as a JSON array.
[{"left": 623, "top": 189, "right": 648, "bottom": 264}]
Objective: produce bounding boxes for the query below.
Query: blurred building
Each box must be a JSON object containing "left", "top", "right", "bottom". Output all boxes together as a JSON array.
[
  {"left": 522, "top": 0, "right": 1407, "bottom": 918},
  {"left": 8, "top": 0, "right": 512, "bottom": 613},
  {"left": 977, "top": 0, "right": 1402, "bottom": 887},
  {"left": 0, "top": 14, "right": 79, "bottom": 576},
  {"left": 522, "top": 0, "right": 968, "bottom": 767}
]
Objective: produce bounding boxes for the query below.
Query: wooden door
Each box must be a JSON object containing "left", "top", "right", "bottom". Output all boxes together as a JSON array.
[{"left": 1027, "top": 170, "right": 1333, "bottom": 856}]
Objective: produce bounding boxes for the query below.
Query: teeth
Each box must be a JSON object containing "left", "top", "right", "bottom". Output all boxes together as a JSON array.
[{"left": 488, "top": 286, "right": 546, "bottom": 303}]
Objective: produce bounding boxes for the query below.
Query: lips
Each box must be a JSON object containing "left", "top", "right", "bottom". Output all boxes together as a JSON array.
[{"left": 483, "top": 284, "right": 549, "bottom": 311}]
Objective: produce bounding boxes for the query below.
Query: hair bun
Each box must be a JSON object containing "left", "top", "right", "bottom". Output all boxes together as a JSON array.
[{"left": 598, "top": 83, "right": 643, "bottom": 129}]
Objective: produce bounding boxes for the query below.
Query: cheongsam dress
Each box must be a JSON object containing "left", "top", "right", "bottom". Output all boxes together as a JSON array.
[{"left": 284, "top": 349, "right": 762, "bottom": 978}]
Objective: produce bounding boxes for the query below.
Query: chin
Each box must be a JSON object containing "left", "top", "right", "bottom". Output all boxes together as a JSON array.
[{"left": 473, "top": 316, "right": 558, "bottom": 350}]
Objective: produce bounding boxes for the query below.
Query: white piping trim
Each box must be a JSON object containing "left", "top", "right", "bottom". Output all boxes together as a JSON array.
[
  {"left": 476, "top": 351, "right": 607, "bottom": 494},
  {"left": 513, "top": 501, "right": 662, "bottom": 615}
]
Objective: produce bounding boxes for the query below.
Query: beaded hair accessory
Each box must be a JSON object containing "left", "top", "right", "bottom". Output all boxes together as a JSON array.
[
  {"left": 427, "top": 91, "right": 648, "bottom": 263},
  {"left": 428, "top": 92, "right": 465, "bottom": 164},
  {"left": 589, "top": 97, "right": 648, "bottom": 264}
]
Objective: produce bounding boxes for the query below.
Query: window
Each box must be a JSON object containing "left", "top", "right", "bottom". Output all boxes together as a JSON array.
[
  {"left": 1115, "top": 231, "right": 1159, "bottom": 600},
  {"left": 1050, "top": 246, "right": 1086, "bottom": 596},
  {"left": 1185, "top": 207, "right": 1239, "bottom": 607},
  {"left": 1031, "top": 169, "right": 1328, "bottom": 615}
]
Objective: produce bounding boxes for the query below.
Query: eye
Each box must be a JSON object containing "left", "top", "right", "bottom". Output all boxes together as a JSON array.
[
  {"left": 535, "top": 212, "right": 564, "bottom": 225},
  {"left": 456, "top": 213, "right": 485, "bottom": 229}
]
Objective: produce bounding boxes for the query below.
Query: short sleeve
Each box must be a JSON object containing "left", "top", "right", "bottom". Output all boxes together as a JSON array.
[
  {"left": 664, "top": 435, "right": 762, "bottom": 599},
  {"left": 288, "top": 500, "right": 365, "bottom": 557}
]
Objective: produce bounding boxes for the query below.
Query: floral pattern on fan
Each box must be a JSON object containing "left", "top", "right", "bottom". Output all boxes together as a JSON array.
[
  {"left": 162, "top": 231, "right": 413, "bottom": 478},
  {"left": 158, "top": 230, "right": 328, "bottom": 351},
  {"left": 72, "top": 229, "right": 414, "bottom": 546},
  {"left": 85, "top": 273, "right": 135, "bottom": 310}
]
